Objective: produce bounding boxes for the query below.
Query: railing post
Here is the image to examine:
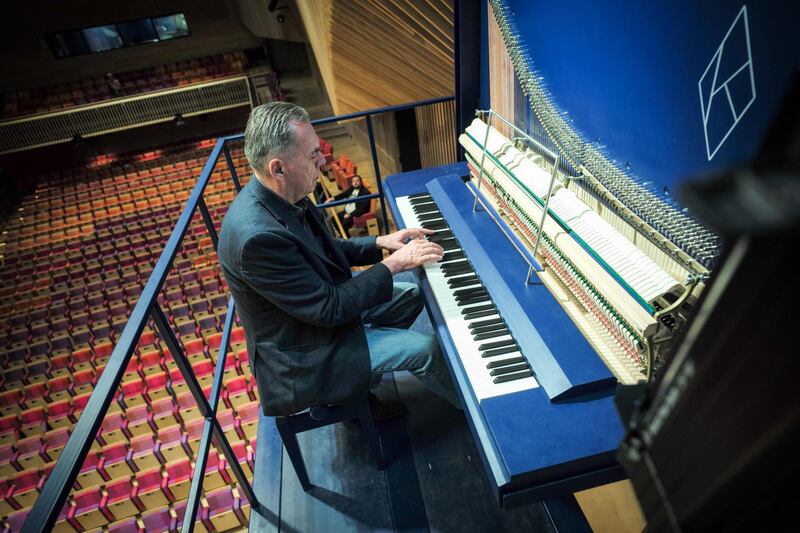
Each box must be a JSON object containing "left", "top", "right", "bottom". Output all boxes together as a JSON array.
[
  {"left": 197, "top": 196, "right": 219, "bottom": 251},
  {"left": 365, "top": 114, "right": 390, "bottom": 235},
  {"left": 223, "top": 141, "right": 242, "bottom": 192}
]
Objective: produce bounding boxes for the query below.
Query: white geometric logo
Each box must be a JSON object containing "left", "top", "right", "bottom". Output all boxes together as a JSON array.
[{"left": 698, "top": 5, "right": 756, "bottom": 161}]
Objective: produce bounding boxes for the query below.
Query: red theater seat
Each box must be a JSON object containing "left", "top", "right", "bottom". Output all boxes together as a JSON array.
[
  {"left": 133, "top": 466, "right": 170, "bottom": 509},
  {"left": 99, "top": 440, "right": 132, "bottom": 479},
  {"left": 201, "top": 486, "right": 249, "bottom": 532},
  {"left": 130, "top": 433, "right": 159, "bottom": 471},
  {"left": 68, "top": 486, "right": 105, "bottom": 530},
  {"left": 101, "top": 477, "right": 140, "bottom": 522}
]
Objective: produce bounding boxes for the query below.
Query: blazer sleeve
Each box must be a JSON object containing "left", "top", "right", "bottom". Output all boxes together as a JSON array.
[
  {"left": 336, "top": 235, "right": 383, "bottom": 266},
  {"left": 239, "top": 231, "right": 392, "bottom": 327}
]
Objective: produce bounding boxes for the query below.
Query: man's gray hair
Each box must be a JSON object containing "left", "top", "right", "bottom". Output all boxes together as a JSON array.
[{"left": 244, "top": 102, "right": 310, "bottom": 173}]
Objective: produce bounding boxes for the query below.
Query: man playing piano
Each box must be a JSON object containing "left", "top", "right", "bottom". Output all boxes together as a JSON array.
[{"left": 218, "top": 102, "right": 458, "bottom": 420}]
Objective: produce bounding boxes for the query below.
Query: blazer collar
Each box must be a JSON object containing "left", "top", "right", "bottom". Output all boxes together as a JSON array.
[{"left": 248, "top": 176, "right": 348, "bottom": 274}]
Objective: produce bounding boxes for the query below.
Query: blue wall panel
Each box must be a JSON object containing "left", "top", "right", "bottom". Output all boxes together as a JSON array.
[{"left": 503, "top": 0, "right": 799, "bottom": 193}]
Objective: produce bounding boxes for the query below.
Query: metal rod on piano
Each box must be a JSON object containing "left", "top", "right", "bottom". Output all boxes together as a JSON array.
[
  {"left": 483, "top": 109, "right": 559, "bottom": 161},
  {"left": 532, "top": 154, "right": 561, "bottom": 260},
  {"left": 469, "top": 182, "right": 542, "bottom": 277},
  {"left": 473, "top": 109, "right": 493, "bottom": 213}
]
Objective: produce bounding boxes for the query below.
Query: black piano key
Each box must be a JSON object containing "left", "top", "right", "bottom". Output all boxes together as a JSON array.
[
  {"left": 428, "top": 231, "right": 454, "bottom": 242},
  {"left": 412, "top": 204, "right": 438, "bottom": 213},
  {"left": 440, "top": 240, "right": 461, "bottom": 252},
  {"left": 486, "top": 356, "right": 526, "bottom": 369},
  {"left": 469, "top": 317, "right": 504, "bottom": 329},
  {"left": 443, "top": 265, "right": 473, "bottom": 276},
  {"left": 464, "top": 309, "right": 499, "bottom": 320},
  {"left": 480, "top": 345, "right": 520, "bottom": 358},
  {"left": 440, "top": 251, "right": 465, "bottom": 262},
  {"left": 472, "top": 329, "right": 509, "bottom": 341},
  {"left": 461, "top": 303, "right": 495, "bottom": 316},
  {"left": 489, "top": 362, "right": 530, "bottom": 376},
  {"left": 478, "top": 338, "right": 516, "bottom": 351},
  {"left": 444, "top": 267, "right": 475, "bottom": 278},
  {"left": 453, "top": 286, "right": 486, "bottom": 298},
  {"left": 418, "top": 212, "right": 444, "bottom": 222},
  {"left": 456, "top": 294, "right": 490, "bottom": 306},
  {"left": 441, "top": 259, "right": 469, "bottom": 270},
  {"left": 455, "top": 291, "right": 488, "bottom": 303},
  {"left": 493, "top": 369, "right": 533, "bottom": 383},
  {"left": 448, "top": 276, "right": 480, "bottom": 288},
  {"left": 470, "top": 322, "right": 506, "bottom": 335},
  {"left": 422, "top": 220, "right": 448, "bottom": 231}
]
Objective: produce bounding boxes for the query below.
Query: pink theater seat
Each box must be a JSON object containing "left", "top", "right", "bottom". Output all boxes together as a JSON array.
[
  {"left": 20, "top": 407, "right": 47, "bottom": 436},
  {"left": 120, "top": 377, "right": 146, "bottom": 408},
  {"left": 202, "top": 486, "right": 248, "bottom": 532},
  {"left": 98, "top": 441, "right": 132, "bottom": 479},
  {"left": 132, "top": 466, "right": 170, "bottom": 510},
  {"left": 164, "top": 458, "right": 193, "bottom": 501},
  {"left": 140, "top": 506, "right": 172, "bottom": 533},
  {"left": 106, "top": 516, "right": 141, "bottom": 533},
  {"left": 156, "top": 425, "right": 188, "bottom": 464},
  {"left": 144, "top": 371, "right": 169, "bottom": 403},
  {"left": 150, "top": 396, "right": 179, "bottom": 430},
  {"left": 237, "top": 401, "right": 260, "bottom": 441},
  {"left": 175, "top": 392, "right": 202, "bottom": 427},
  {"left": 14, "top": 434, "right": 44, "bottom": 470},
  {"left": 97, "top": 412, "right": 128, "bottom": 445},
  {"left": 130, "top": 433, "right": 159, "bottom": 471},
  {"left": 42, "top": 427, "right": 70, "bottom": 462},
  {"left": 46, "top": 376, "right": 72, "bottom": 403},
  {"left": 22, "top": 382, "right": 48, "bottom": 408},
  {"left": 101, "top": 477, "right": 141, "bottom": 522},
  {"left": 67, "top": 487, "right": 105, "bottom": 530},
  {"left": 76, "top": 450, "right": 103, "bottom": 489},
  {"left": 223, "top": 375, "right": 255, "bottom": 410},
  {"left": 125, "top": 403, "right": 152, "bottom": 436},
  {"left": 9, "top": 468, "right": 40, "bottom": 508}
]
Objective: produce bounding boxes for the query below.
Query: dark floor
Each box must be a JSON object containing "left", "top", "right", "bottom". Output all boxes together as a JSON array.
[{"left": 248, "top": 274, "right": 557, "bottom": 533}]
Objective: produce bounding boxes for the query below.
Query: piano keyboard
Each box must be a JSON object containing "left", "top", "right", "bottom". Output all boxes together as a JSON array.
[{"left": 396, "top": 192, "right": 540, "bottom": 401}]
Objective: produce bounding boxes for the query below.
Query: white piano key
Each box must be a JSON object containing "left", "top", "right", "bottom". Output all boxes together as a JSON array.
[{"left": 396, "top": 195, "right": 540, "bottom": 401}]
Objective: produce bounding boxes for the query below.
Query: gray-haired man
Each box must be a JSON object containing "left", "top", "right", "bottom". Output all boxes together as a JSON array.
[{"left": 218, "top": 101, "right": 457, "bottom": 419}]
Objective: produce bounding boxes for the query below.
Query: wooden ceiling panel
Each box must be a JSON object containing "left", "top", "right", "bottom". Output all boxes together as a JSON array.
[{"left": 298, "top": 0, "right": 453, "bottom": 115}]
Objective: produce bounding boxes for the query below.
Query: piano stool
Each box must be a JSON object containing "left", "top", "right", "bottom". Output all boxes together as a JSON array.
[{"left": 274, "top": 397, "right": 385, "bottom": 492}]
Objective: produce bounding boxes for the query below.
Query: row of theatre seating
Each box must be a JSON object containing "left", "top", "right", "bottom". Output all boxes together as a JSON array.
[
  {"left": 0, "top": 137, "right": 269, "bottom": 532},
  {"left": 1, "top": 51, "right": 247, "bottom": 119}
]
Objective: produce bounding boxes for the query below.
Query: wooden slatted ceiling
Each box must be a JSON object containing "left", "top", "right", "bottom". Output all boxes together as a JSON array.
[{"left": 297, "top": 0, "right": 453, "bottom": 116}]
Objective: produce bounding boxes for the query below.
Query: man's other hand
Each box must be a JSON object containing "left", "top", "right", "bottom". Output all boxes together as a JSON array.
[
  {"left": 381, "top": 238, "right": 443, "bottom": 274},
  {"left": 376, "top": 227, "right": 435, "bottom": 252}
]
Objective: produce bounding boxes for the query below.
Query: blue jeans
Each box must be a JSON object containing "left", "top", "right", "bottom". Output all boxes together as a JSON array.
[{"left": 363, "top": 282, "right": 458, "bottom": 406}]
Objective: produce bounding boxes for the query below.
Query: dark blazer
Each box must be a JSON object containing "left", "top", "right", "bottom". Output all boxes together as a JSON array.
[
  {"left": 218, "top": 177, "right": 393, "bottom": 415},
  {"left": 333, "top": 186, "right": 371, "bottom": 218}
]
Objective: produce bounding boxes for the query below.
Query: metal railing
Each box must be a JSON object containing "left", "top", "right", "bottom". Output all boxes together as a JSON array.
[{"left": 22, "top": 94, "right": 454, "bottom": 532}]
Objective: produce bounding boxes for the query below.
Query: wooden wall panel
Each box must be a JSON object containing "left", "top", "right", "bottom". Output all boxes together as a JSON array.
[{"left": 416, "top": 100, "right": 456, "bottom": 168}]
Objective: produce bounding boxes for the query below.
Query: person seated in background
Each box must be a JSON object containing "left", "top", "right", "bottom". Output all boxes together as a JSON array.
[
  {"left": 326, "top": 175, "right": 370, "bottom": 235},
  {"left": 105, "top": 73, "right": 122, "bottom": 96}
]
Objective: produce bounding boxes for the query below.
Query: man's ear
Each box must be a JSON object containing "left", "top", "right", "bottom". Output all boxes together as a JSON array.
[{"left": 267, "top": 158, "right": 285, "bottom": 180}]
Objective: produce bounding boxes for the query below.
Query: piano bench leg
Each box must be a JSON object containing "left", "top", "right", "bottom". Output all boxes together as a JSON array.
[{"left": 275, "top": 416, "right": 311, "bottom": 491}]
